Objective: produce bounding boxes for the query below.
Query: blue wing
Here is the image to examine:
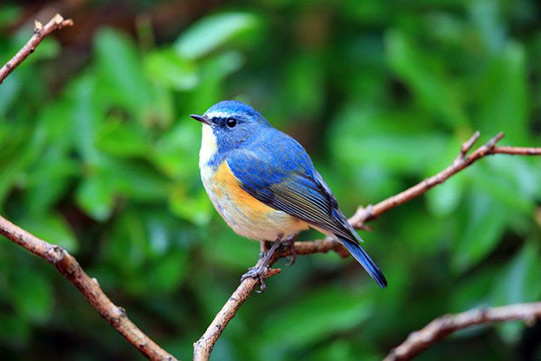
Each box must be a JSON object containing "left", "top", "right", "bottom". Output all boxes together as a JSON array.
[{"left": 227, "top": 128, "right": 353, "bottom": 240}]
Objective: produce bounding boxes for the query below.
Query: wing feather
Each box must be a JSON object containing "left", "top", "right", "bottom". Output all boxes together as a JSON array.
[{"left": 226, "top": 130, "right": 353, "bottom": 240}]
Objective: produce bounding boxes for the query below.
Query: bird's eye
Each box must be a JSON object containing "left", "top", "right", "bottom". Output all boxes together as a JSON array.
[{"left": 225, "top": 117, "right": 237, "bottom": 128}]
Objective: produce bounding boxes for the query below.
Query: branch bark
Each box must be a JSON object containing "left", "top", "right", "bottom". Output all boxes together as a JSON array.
[
  {"left": 0, "top": 14, "right": 74, "bottom": 84},
  {"left": 193, "top": 131, "right": 541, "bottom": 360},
  {"left": 0, "top": 14, "right": 177, "bottom": 361},
  {"left": 384, "top": 302, "right": 541, "bottom": 361},
  {"left": 0, "top": 216, "right": 178, "bottom": 361}
]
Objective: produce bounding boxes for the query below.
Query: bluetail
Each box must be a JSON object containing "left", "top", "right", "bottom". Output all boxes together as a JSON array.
[{"left": 192, "top": 100, "right": 387, "bottom": 288}]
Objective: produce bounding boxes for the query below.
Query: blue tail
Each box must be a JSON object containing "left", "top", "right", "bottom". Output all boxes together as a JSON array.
[{"left": 338, "top": 236, "right": 387, "bottom": 288}]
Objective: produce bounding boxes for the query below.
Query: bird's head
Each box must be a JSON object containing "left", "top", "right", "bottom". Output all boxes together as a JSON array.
[{"left": 191, "top": 100, "right": 269, "bottom": 156}]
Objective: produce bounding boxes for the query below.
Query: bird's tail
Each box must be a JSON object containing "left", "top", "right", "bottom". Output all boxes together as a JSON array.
[{"left": 337, "top": 235, "right": 387, "bottom": 289}]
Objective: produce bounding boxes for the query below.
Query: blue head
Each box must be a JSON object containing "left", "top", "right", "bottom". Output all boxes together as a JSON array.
[{"left": 191, "top": 100, "right": 270, "bottom": 164}]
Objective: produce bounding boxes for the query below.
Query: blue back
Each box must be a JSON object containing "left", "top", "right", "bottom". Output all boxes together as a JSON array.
[{"left": 227, "top": 127, "right": 354, "bottom": 240}]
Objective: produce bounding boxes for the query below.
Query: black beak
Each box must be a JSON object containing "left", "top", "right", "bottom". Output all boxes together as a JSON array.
[{"left": 190, "top": 114, "right": 212, "bottom": 125}]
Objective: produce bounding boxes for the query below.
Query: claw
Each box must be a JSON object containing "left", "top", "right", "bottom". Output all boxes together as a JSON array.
[
  {"left": 241, "top": 235, "right": 292, "bottom": 293},
  {"left": 241, "top": 266, "right": 268, "bottom": 293},
  {"left": 280, "top": 235, "right": 298, "bottom": 266},
  {"left": 286, "top": 243, "right": 296, "bottom": 266}
]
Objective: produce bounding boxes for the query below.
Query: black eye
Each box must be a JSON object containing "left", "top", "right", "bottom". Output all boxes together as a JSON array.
[{"left": 226, "top": 117, "right": 237, "bottom": 128}]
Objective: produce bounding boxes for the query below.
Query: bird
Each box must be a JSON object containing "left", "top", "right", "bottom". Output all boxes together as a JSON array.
[{"left": 191, "top": 100, "right": 387, "bottom": 289}]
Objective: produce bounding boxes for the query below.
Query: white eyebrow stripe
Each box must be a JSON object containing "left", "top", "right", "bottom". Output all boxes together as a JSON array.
[{"left": 204, "top": 111, "right": 229, "bottom": 119}]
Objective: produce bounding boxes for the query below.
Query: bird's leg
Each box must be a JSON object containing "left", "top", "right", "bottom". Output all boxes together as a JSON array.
[
  {"left": 259, "top": 240, "right": 271, "bottom": 258},
  {"left": 241, "top": 236, "right": 283, "bottom": 293},
  {"left": 279, "top": 234, "right": 298, "bottom": 266}
]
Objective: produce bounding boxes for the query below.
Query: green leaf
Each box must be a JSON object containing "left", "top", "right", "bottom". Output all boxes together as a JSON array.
[
  {"left": 109, "top": 158, "right": 168, "bottom": 201},
  {"left": 95, "top": 118, "right": 150, "bottom": 157},
  {"left": 0, "top": 73, "right": 21, "bottom": 116},
  {"left": 169, "top": 187, "right": 212, "bottom": 226},
  {"left": 94, "top": 28, "right": 148, "bottom": 111},
  {"left": 143, "top": 250, "right": 189, "bottom": 293},
  {"left": 492, "top": 241, "right": 541, "bottom": 307},
  {"left": 76, "top": 155, "right": 167, "bottom": 220},
  {"left": 452, "top": 191, "right": 507, "bottom": 272},
  {"left": 189, "top": 51, "right": 244, "bottom": 111},
  {"left": 449, "top": 267, "right": 496, "bottom": 312},
  {"left": 11, "top": 270, "right": 54, "bottom": 324},
  {"left": 386, "top": 30, "right": 466, "bottom": 126},
  {"left": 19, "top": 212, "right": 78, "bottom": 252},
  {"left": 261, "top": 287, "right": 373, "bottom": 350},
  {"left": 471, "top": 158, "right": 535, "bottom": 214},
  {"left": 68, "top": 73, "right": 102, "bottom": 163},
  {"left": 426, "top": 175, "right": 464, "bottom": 217},
  {"left": 153, "top": 122, "right": 200, "bottom": 178},
  {"left": 203, "top": 229, "right": 258, "bottom": 270},
  {"left": 475, "top": 42, "right": 527, "bottom": 144},
  {"left": 76, "top": 172, "right": 115, "bottom": 221},
  {"left": 0, "top": 5, "right": 21, "bottom": 27},
  {"left": 106, "top": 210, "right": 147, "bottom": 272},
  {"left": 330, "top": 105, "right": 449, "bottom": 176},
  {"left": 144, "top": 49, "right": 198, "bottom": 90},
  {"left": 175, "top": 12, "right": 260, "bottom": 59},
  {"left": 492, "top": 242, "right": 541, "bottom": 343},
  {"left": 283, "top": 53, "right": 324, "bottom": 116},
  {"left": 24, "top": 147, "right": 78, "bottom": 213},
  {"left": 0, "top": 312, "right": 30, "bottom": 348}
]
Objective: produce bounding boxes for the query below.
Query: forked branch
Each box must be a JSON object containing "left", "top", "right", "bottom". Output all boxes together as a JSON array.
[{"left": 0, "top": 14, "right": 73, "bottom": 84}]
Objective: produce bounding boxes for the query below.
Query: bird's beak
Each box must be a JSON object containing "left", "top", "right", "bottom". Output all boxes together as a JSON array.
[{"left": 190, "top": 114, "right": 212, "bottom": 126}]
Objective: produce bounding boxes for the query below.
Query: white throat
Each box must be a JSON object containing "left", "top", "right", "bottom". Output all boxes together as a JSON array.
[{"left": 199, "top": 124, "right": 218, "bottom": 167}]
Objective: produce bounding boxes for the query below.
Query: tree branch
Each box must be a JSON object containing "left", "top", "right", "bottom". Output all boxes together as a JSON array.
[
  {"left": 384, "top": 302, "right": 541, "bottom": 361},
  {"left": 194, "top": 131, "right": 541, "bottom": 360},
  {"left": 0, "top": 216, "right": 178, "bottom": 361},
  {"left": 0, "top": 13, "right": 73, "bottom": 84},
  {"left": 0, "top": 13, "right": 176, "bottom": 361}
]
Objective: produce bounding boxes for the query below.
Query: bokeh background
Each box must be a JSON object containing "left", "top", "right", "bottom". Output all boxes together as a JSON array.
[{"left": 1, "top": 0, "right": 541, "bottom": 360}]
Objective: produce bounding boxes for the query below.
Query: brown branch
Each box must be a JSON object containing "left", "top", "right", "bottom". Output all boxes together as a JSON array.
[
  {"left": 0, "top": 12, "right": 176, "bottom": 361},
  {"left": 384, "top": 302, "right": 541, "bottom": 361},
  {"left": 0, "top": 216, "right": 178, "bottom": 361},
  {"left": 194, "top": 131, "right": 541, "bottom": 360},
  {"left": 0, "top": 14, "right": 73, "bottom": 84},
  {"left": 493, "top": 146, "right": 541, "bottom": 155},
  {"left": 349, "top": 131, "right": 515, "bottom": 227}
]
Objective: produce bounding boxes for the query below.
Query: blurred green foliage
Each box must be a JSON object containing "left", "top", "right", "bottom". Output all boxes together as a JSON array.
[{"left": 0, "top": 1, "right": 540, "bottom": 360}]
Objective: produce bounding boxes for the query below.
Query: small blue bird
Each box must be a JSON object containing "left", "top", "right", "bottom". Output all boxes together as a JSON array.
[{"left": 191, "top": 100, "right": 387, "bottom": 289}]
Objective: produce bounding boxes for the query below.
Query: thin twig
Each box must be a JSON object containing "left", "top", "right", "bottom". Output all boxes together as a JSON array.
[
  {"left": 194, "top": 131, "right": 541, "bottom": 360},
  {"left": 384, "top": 302, "right": 541, "bottom": 361},
  {"left": 493, "top": 146, "right": 541, "bottom": 155},
  {"left": 0, "top": 216, "right": 178, "bottom": 361},
  {"left": 348, "top": 131, "right": 541, "bottom": 227},
  {"left": 0, "top": 14, "right": 73, "bottom": 84}
]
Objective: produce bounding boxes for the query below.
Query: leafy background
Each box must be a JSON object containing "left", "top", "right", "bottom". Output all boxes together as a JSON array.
[{"left": 0, "top": 0, "right": 540, "bottom": 360}]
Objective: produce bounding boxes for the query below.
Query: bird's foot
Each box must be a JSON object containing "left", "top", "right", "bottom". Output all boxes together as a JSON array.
[
  {"left": 279, "top": 235, "right": 298, "bottom": 266},
  {"left": 241, "top": 265, "right": 269, "bottom": 293},
  {"left": 242, "top": 236, "right": 286, "bottom": 293}
]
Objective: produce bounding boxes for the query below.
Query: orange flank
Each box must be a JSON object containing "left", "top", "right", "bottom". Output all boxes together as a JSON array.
[
  {"left": 207, "top": 160, "right": 308, "bottom": 240},
  {"left": 213, "top": 162, "right": 275, "bottom": 219}
]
